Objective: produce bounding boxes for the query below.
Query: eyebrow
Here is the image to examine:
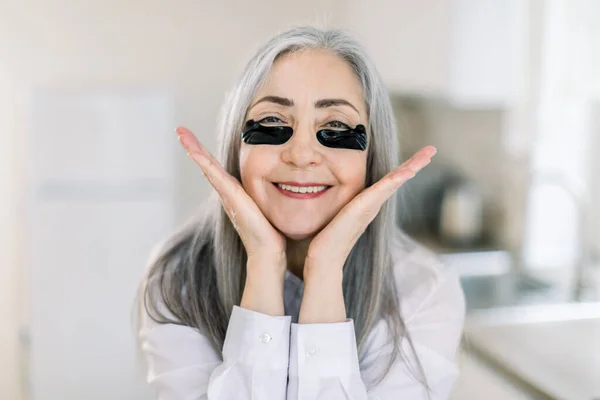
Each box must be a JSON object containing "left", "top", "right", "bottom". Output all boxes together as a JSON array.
[{"left": 250, "top": 95, "right": 360, "bottom": 115}]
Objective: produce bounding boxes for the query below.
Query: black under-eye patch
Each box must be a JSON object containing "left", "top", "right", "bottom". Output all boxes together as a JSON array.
[
  {"left": 241, "top": 120, "right": 293, "bottom": 145},
  {"left": 241, "top": 120, "right": 367, "bottom": 151},
  {"left": 316, "top": 125, "right": 367, "bottom": 150}
]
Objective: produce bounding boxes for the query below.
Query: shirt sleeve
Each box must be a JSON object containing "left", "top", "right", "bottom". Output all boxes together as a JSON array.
[
  {"left": 286, "top": 268, "right": 465, "bottom": 400},
  {"left": 139, "top": 304, "right": 291, "bottom": 399}
]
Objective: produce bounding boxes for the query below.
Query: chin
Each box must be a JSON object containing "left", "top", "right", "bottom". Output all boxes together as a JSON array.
[
  {"left": 272, "top": 216, "right": 326, "bottom": 242},
  {"left": 281, "top": 231, "right": 314, "bottom": 241}
]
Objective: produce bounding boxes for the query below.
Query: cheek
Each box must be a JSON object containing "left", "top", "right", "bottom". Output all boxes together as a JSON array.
[
  {"left": 332, "top": 151, "right": 368, "bottom": 193},
  {"left": 239, "top": 145, "right": 279, "bottom": 193}
]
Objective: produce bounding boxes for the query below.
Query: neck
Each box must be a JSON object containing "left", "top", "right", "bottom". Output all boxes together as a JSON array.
[{"left": 285, "top": 236, "right": 312, "bottom": 281}]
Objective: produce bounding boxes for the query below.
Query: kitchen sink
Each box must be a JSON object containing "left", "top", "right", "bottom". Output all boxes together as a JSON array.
[
  {"left": 460, "top": 271, "right": 560, "bottom": 311},
  {"left": 440, "top": 250, "right": 566, "bottom": 311}
]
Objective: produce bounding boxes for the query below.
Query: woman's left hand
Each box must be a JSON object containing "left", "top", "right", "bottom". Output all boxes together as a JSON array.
[{"left": 304, "top": 146, "right": 437, "bottom": 275}]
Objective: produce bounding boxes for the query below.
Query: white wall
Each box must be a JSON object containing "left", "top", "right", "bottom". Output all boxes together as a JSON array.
[
  {"left": 0, "top": 63, "right": 22, "bottom": 400},
  {"left": 0, "top": 1, "right": 348, "bottom": 399},
  {"left": 0, "top": 0, "right": 348, "bottom": 217},
  {"left": 344, "top": 0, "right": 454, "bottom": 95}
]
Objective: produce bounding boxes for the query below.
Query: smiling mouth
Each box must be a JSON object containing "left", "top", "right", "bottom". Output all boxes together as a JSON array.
[
  {"left": 275, "top": 182, "right": 330, "bottom": 194},
  {"left": 271, "top": 182, "right": 332, "bottom": 197}
]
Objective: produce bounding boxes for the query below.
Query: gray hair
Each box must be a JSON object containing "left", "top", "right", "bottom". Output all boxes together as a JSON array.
[{"left": 136, "top": 25, "right": 428, "bottom": 393}]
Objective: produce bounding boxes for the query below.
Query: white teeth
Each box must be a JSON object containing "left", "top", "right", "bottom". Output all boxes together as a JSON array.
[{"left": 277, "top": 183, "right": 328, "bottom": 194}]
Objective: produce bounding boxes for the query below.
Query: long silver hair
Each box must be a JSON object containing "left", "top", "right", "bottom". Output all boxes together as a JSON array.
[{"left": 136, "top": 26, "right": 427, "bottom": 391}]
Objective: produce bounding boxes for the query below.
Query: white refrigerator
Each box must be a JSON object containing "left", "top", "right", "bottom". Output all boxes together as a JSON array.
[{"left": 23, "top": 89, "right": 176, "bottom": 399}]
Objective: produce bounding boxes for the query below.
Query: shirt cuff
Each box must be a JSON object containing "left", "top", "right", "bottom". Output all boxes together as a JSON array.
[
  {"left": 289, "top": 318, "right": 361, "bottom": 380},
  {"left": 222, "top": 305, "right": 291, "bottom": 370}
]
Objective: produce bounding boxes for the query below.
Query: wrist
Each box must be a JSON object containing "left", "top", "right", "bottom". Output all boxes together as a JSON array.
[
  {"left": 299, "top": 260, "right": 346, "bottom": 324},
  {"left": 303, "top": 256, "right": 344, "bottom": 281},
  {"left": 241, "top": 274, "right": 285, "bottom": 316},
  {"left": 247, "top": 251, "right": 287, "bottom": 275}
]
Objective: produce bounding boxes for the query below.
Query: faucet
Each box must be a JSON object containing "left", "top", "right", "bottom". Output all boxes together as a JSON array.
[{"left": 522, "top": 170, "right": 598, "bottom": 301}]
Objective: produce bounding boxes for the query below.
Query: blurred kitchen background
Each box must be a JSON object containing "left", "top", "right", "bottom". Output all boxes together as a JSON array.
[{"left": 1, "top": 1, "right": 599, "bottom": 399}]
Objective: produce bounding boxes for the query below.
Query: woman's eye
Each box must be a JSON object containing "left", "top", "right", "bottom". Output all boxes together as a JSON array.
[
  {"left": 325, "top": 120, "right": 351, "bottom": 130},
  {"left": 258, "top": 116, "right": 284, "bottom": 125}
]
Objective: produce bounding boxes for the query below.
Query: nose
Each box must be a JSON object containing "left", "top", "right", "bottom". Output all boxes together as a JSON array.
[{"left": 280, "top": 124, "right": 322, "bottom": 168}]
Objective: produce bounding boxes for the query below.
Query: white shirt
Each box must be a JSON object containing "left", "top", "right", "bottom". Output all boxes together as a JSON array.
[{"left": 138, "top": 242, "right": 466, "bottom": 399}]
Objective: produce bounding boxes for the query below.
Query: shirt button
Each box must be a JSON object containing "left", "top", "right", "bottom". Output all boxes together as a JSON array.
[
  {"left": 305, "top": 346, "right": 319, "bottom": 357},
  {"left": 259, "top": 333, "right": 272, "bottom": 343}
]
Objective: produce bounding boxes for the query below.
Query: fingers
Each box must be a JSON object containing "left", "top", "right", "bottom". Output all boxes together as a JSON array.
[
  {"left": 175, "top": 126, "right": 288, "bottom": 255},
  {"left": 176, "top": 126, "right": 217, "bottom": 171},
  {"left": 349, "top": 145, "right": 437, "bottom": 222},
  {"left": 175, "top": 126, "right": 238, "bottom": 197},
  {"left": 176, "top": 126, "right": 253, "bottom": 237},
  {"left": 380, "top": 145, "right": 436, "bottom": 195},
  {"left": 392, "top": 145, "right": 436, "bottom": 180}
]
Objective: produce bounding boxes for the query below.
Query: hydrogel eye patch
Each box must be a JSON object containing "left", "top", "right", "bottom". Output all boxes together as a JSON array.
[
  {"left": 242, "top": 120, "right": 367, "bottom": 151},
  {"left": 242, "top": 120, "right": 293, "bottom": 145},
  {"left": 316, "top": 125, "right": 367, "bottom": 150}
]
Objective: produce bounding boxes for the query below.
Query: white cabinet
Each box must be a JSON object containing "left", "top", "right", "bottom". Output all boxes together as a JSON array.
[
  {"left": 344, "top": 0, "right": 522, "bottom": 107},
  {"left": 446, "top": 0, "right": 521, "bottom": 107}
]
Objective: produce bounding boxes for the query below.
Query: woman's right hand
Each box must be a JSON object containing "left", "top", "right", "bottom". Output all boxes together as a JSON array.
[
  {"left": 177, "top": 126, "right": 287, "bottom": 316},
  {"left": 176, "top": 127, "right": 287, "bottom": 268}
]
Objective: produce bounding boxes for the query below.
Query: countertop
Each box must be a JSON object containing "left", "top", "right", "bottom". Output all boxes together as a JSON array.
[{"left": 465, "top": 304, "right": 600, "bottom": 400}]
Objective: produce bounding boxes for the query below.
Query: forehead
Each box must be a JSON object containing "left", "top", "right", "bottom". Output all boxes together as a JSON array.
[{"left": 255, "top": 49, "right": 367, "bottom": 114}]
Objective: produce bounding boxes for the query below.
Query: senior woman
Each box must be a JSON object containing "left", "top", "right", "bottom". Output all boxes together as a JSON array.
[{"left": 137, "top": 26, "right": 465, "bottom": 400}]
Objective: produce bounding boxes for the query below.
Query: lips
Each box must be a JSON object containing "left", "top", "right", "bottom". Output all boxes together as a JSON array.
[{"left": 276, "top": 181, "right": 331, "bottom": 187}]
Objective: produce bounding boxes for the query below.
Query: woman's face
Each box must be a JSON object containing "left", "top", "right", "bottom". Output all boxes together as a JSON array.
[{"left": 240, "top": 49, "right": 369, "bottom": 241}]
